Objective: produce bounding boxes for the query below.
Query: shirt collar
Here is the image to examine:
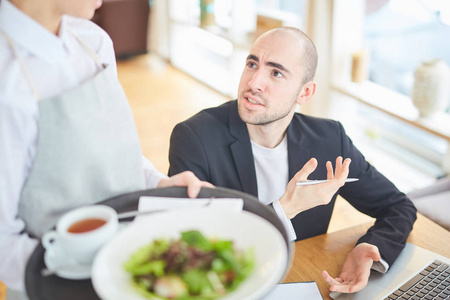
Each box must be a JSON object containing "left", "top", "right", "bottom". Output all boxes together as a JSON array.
[
  {"left": 59, "top": 16, "right": 73, "bottom": 48},
  {"left": 0, "top": 0, "right": 67, "bottom": 65}
]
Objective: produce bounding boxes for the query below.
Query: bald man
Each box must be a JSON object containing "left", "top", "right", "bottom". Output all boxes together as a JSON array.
[{"left": 168, "top": 27, "right": 416, "bottom": 294}]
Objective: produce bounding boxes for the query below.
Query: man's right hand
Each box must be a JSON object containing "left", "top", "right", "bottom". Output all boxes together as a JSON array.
[{"left": 279, "top": 156, "right": 351, "bottom": 219}]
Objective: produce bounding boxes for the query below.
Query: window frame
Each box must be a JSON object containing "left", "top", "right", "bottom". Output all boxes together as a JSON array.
[{"left": 318, "top": 0, "right": 450, "bottom": 176}]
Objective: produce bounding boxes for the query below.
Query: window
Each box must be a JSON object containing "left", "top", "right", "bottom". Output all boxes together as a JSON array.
[
  {"left": 364, "top": 0, "right": 450, "bottom": 101},
  {"left": 328, "top": 0, "right": 450, "bottom": 191},
  {"left": 256, "top": 0, "right": 308, "bottom": 31}
]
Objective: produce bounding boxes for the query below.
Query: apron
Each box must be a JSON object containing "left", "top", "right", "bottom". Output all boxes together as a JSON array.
[{"left": 3, "top": 29, "right": 145, "bottom": 238}]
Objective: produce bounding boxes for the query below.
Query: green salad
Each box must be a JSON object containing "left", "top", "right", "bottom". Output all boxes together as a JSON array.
[{"left": 124, "top": 230, "right": 255, "bottom": 300}]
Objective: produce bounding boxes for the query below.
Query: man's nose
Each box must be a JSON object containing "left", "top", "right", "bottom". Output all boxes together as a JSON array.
[{"left": 248, "top": 70, "right": 266, "bottom": 93}]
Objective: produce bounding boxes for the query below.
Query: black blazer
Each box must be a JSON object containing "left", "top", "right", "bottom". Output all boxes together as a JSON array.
[{"left": 169, "top": 100, "right": 417, "bottom": 266}]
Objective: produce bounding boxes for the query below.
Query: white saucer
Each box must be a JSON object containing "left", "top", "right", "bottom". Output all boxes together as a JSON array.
[
  {"left": 42, "top": 221, "right": 131, "bottom": 280},
  {"left": 43, "top": 249, "right": 91, "bottom": 280}
]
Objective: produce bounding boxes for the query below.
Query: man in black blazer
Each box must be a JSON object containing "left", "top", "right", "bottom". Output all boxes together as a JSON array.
[{"left": 168, "top": 27, "right": 417, "bottom": 294}]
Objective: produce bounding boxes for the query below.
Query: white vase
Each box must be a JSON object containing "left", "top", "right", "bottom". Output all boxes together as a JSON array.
[{"left": 411, "top": 59, "right": 450, "bottom": 118}]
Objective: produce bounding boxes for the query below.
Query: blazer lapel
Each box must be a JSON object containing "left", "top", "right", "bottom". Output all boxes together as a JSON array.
[
  {"left": 228, "top": 101, "right": 258, "bottom": 196},
  {"left": 287, "top": 116, "right": 312, "bottom": 180}
]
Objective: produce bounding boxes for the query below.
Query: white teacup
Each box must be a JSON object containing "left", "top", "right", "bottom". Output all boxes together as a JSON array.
[{"left": 42, "top": 205, "right": 118, "bottom": 265}]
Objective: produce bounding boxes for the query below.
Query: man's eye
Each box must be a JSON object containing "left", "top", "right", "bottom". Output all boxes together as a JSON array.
[
  {"left": 273, "top": 71, "right": 283, "bottom": 78},
  {"left": 247, "top": 62, "right": 257, "bottom": 68}
]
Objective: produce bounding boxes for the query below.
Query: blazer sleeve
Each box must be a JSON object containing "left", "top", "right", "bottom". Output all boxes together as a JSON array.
[
  {"left": 168, "top": 122, "right": 210, "bottom": 181},
  {"left": 337, "top": 122, "right": 417, "bottom": 266}
]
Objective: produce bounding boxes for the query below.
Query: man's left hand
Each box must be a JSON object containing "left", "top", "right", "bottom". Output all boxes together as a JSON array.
[{"left": 322, "top": 243, "right": 381, "bottom": 293}]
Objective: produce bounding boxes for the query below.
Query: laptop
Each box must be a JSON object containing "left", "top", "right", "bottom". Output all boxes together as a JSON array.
[{"left": 330, "top": 243, "right": 450, "bottom": 300}]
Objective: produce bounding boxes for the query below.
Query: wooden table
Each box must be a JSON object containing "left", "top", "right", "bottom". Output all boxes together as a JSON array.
[{"left": 283, "top": 213, "right": 450, "bottom": 300}]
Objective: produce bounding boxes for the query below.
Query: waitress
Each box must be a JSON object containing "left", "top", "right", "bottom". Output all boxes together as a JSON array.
[{"left": 0, "top": 0, "right": 212, "bottom": 297}]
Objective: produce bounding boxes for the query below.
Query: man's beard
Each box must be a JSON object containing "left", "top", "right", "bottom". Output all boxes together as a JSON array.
[{"left": 237, "top": 91, "right": 296, "bottom": 126}]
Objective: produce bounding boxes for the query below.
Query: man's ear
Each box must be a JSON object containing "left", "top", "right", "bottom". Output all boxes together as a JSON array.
[{"left": 296, "top": 81, "right": 316, "bottom": 105}]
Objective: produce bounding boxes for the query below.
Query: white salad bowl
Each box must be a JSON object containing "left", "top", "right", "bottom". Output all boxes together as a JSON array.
[{"left": 91, "top": 207, "right": 288, "bottom": 300}]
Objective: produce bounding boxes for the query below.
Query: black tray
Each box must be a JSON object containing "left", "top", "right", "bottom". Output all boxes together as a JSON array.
[{"left": 25, "top": 186, "right": 291, "bottom": 300}]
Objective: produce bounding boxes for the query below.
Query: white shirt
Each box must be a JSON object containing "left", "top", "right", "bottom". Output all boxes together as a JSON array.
[
  {"left": 0, "top": 1, "right": 166, "bottom": 290},
  {"left": 251, "top": 136, "right": 297, "bottom": 241}
]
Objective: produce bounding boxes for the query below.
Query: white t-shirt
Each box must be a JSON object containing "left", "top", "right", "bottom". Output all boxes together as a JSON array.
[
  {"left": 252, "top": 136, "right": 389, "bottom": 273},
  {"left": 251, "top": 135, "right": 297, "bottom": 241},
  {"left": 0, "top": 0, "right": 166, "bottom": 290}
]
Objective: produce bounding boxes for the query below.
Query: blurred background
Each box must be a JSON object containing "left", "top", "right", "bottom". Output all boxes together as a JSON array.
[{"left": 93, "top": 0, "right": 450, "bottom": 192}]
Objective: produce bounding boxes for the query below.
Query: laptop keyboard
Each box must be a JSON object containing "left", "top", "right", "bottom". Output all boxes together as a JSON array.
[{"left": 384, "top": 260, "right": 450, "bottom": 300}]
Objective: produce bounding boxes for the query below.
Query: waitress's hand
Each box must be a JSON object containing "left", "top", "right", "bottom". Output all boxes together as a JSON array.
[
  {"left": 158, "top": 171, "right": 214, "bottom": 198},
  {"left": 279, "top": 156, "right": 351, "bottom": 219}
]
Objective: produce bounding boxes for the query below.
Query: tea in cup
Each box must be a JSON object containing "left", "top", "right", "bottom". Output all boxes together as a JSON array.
[{"left": 42, "top": 205, "right": 118, "bottom": 264}]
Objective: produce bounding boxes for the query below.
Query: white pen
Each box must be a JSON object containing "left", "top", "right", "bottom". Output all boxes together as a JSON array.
[{"left": 296, "top": 178, "right": 359, "bottom": 186}]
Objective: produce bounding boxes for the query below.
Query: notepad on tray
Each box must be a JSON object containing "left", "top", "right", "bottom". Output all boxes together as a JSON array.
[{"left": 137, "top": 196, "right": 244, "bottom": 221}]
